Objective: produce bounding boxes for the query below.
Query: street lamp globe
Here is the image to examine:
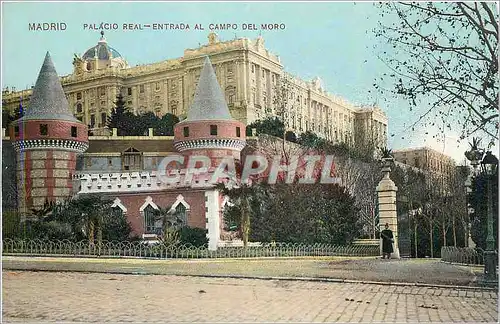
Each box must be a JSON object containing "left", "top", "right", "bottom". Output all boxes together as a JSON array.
[{"left": 480, "top": 151, "right": 499, "bottom": 176}]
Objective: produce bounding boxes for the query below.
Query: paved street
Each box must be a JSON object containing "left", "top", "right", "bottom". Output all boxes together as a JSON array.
[
  {"left": 3, "top": 271, "right": 498, "bottom": 323},
  {"left": 2, "top": 256, "right": 484, "bottom": 286}
]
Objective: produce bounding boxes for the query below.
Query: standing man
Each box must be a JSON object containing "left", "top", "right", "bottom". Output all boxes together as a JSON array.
[{"left": 381, "top": 223, "right": 394, "bottom": 259}]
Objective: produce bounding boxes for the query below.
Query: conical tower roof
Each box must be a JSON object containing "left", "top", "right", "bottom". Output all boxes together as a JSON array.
[
  {"left": 20, "top": 52, "right": 78, "bottom": 122},
  {"left": 185, "top": 56, "right": 232, "bottom": 122}
]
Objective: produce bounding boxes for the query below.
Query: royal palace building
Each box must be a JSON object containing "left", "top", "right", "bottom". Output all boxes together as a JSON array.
[{"left": 2, "top": 31, "right": 388, "bottom": 150}]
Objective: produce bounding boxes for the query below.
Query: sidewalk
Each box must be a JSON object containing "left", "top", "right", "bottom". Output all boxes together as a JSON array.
[{"left": 2, "top": 255, "right": 487, "bottom": 288}]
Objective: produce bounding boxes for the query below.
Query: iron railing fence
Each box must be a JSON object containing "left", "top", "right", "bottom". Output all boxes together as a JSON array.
[
  {"left": 2, "top": 239, "right": 380, "bottom": 259},
  {"left": 440, "top": 246, "right": 496, "bottom": 265}
]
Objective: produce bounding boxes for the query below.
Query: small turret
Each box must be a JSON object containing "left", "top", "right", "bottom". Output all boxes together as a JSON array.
[{"left": 173, "top": 56, "right": 246, "bottom": 166}]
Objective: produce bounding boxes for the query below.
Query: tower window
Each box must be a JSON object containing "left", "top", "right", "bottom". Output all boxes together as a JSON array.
[
  {"left": 71, "top": 126, "right": 77, "bottom": 137},
  {"left": 40, "top": 124, "right": 48, "bottom": 136},
  {"left": 210, "top": 125, "right": 218, "bottom": 136},
  {"left": 128, "top": 87, "right": 132, "bottom": 95},
  {"left": 236, "top": 127, "right": 241, "bottom": 137},
  {"left": 183, "top": 127, "right": 189, "bottom": 137}
]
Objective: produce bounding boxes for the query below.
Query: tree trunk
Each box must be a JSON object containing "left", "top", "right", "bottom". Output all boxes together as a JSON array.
[
  {"left": 88, "top": 219, "right": 95, "bottom": 244},
  {"left": 430, "top": 220, "right": 434, "bottom": 258},
  {"left": 452, "top": 215, "right": 457, "bottom": 247},
  {"left": 442, "top": 224, "right": 447, "bottom": 247},
  {"left": 414, "top": 219, "right": 418, "bottom": 258},
  {"left": 241, "top": 198, "right": 250, "bottom": 248},
  {"left": 97, "top": 215, "right": 103, "bottom": 256}
]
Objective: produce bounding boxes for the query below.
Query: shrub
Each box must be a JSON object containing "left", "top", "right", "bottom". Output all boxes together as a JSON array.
[{"left": 178, "top": 227, "right": 208, "bottom": 247}]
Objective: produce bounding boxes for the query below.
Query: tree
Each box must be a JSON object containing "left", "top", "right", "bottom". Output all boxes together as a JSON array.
[
  {"left": 155, "top": 113, "right": 180, "bottom": 136},
  {"left": 297, "top": 131, "right": 326, "bottom": 149},
  {"left": 135, "top": 111, "right": 159, "bottom": 136},
  {"left": 247, "top": 183, "right": 362, "bottom": 244},
  {"left": 374, "top": 2, "right": 498, "bottom": 143},
  {"left": 216, "top": 182, "right": 256, "bottom": 247},
  {"left": 246, "top": 117, "right": 285, "bottom": 138},
  {"left": 52, "top": 195, "right": 115, "bottom": 246},
  {"left": 102, "top": 209, "right": 133, "bottom": 242},
  {"left": 107, "top": 93, "right": 136, "bottom": 136}
]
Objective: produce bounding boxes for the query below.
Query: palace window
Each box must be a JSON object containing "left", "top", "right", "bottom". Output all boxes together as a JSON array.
[
  {"left": 122, "top": 147, "right": 142, "bottom": 171},
  {"left": 71, "top": 126, "right": 77, "bottom": 138},
  {"left": 236, "top": 127, "right": 241, "bottom": 137},
  {"left": 251, "top": 64, "right": 255, "bottom": 73},
  {"left": 90, "top": 114, "right": 95, "bottom": 128},
  {"left": 143, "top": 205, "right": 157, "bottom": 234},
  {"left": 100, "top": 100, "right": 106, "bottom": 106},
  {"left": 225, "top": 86, "right": 236, "bottom": 105},
  {"left": 127, "top": 87, "right": 132, "bottom": 96},
  {"left": 210, "top": 125, "right": 218, "bottom": 136},
  {"left": 155, "top": 82, "right": 160, "bottom": 91},
  {"left": 101, "top": 113, "right": 107, "bottom": 126},
  {"left": 76, "top": 103, "right": 82, "bottom": 113},
  {"left": 183, "top": 126, "right": 189, "bottom": 137},
  {"left": 14, "top": 126, "right": 19, "bottom": 136},
  {"left": 100, "top": 87, "right": 106, "bottom": 96},
  {"left": 139, "top": 85, "right": 145, "bottom": 93},
  {"left": 77, "top": 92, "right": 82, "bottom": 100},
  {"left": 40, "top": 124, "right": 48, "bottom": 136}
]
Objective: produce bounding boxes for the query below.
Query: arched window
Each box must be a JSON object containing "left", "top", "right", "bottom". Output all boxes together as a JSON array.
[
  {"left": 175, "top": 203, "right": 187, "bottom": 226},
  {"left": 76, "top": 103, "right": 82, "bottom": 113},
  {"left": 144, "top": 205, "right": 156, "bottom": 234}
]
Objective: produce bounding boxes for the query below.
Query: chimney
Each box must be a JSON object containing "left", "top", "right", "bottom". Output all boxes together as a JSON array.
[
  {"left": 112, "top": 128, "right": 117, "bottom": 137},
  {"left": 148, "top": 128, "right": 154, "bottom": 137}
]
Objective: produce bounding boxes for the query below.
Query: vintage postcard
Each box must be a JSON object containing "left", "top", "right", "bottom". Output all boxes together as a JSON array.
[{"left": 2, "top": 1, "right": 498, "bottom": 323}]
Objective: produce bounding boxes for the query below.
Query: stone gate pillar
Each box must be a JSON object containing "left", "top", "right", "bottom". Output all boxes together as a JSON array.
[{"left": 376, "top": 159, "right": 400, "bottom": 259}]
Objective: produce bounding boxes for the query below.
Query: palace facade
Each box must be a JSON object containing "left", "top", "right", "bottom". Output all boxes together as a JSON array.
[{"left": 2, "top": 32, "right": 388, "bottom": 151}]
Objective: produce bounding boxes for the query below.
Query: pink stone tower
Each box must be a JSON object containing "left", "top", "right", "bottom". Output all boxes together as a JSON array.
[{"left": 9, "top": 52, "right": 89, "bottom": 215}]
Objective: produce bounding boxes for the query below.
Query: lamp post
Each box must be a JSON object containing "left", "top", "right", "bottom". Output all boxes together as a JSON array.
[
  {"left": 480, "top": 151, "right": 498, "bottom": 282},
  {"left": 464, "top": 175, "right": 475, "bottom": 248},
  {"left": 465, "top": 139, "right": 498, "bottom": 283}
]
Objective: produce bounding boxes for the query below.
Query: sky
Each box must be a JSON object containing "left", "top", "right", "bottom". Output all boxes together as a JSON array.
[{"left": 2, "top": 1, "right": 496, "bottom": 163}]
